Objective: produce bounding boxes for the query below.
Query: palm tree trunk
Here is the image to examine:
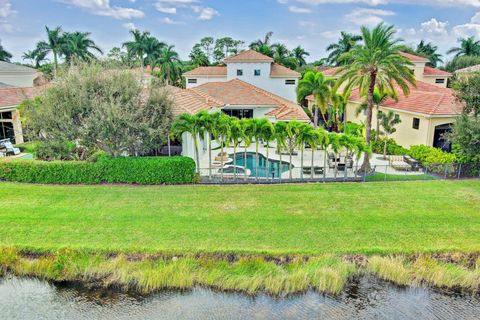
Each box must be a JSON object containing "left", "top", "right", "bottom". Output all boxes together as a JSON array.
[
  {"left": 311, "top": 147, "right": 315, "bottom": 180},
  {"left": 244, "top": 146, "right": 248, "bottom": 181},
  {"left": 323, "top": 148, "right": 327, "bottom": 181},
  {"left": 279, "top": 147, "right": 283, "bottom": 183},
  {"left": 255, "top": 140, "right": 259, "bottom": 181},
  {"left": 383, "top": 135, "right": 388, "bottom": 160},
  {"left": 208, "top": 136, "right": 212, "bottom": 180},
  {"left": 314, "top": 106, "right": 319, "bottom": 128},
  {"left": 266, "top": 142, "right": 270, "bottom": 181},
  {"left": 233, "top": 144, "right": 237, "bottom": 181},
  {"left": 289, "top": 149, "right": 293, "bottom": 180},
  {"left": 220, "top": 138, "right": 224, "bottom": 181},
  {"left": 376, "top": 107, "right": 380, "bottom": 142},
  {"left": 300, "top": 146, "right": 304, "bottom": 180},
  {"left": 53, "top": 50, "right": 58, "bottom": 79},
  {"left": 140, "top": 55, "right": 144, "bottom": 79},
  {"left": 360, "top": 73, "right": 376, "bottom": 173},
  {"left": 193, "top": 136, "right": 200, "bottom": 175}
]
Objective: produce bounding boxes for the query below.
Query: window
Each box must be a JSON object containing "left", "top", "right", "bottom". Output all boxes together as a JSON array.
[
  {"left": 254, "top": 69, "right": 261, "bottom": 76},
  {"left": 435, "top": 78, "right": 445, "bottom": 84},
  {"left": 237, "top": 69, "right": 243, "bottom": 76},
  {"left": 285, "top": 80, "right": 296, "bottom": 85},
  {"left": 222, "top": 109, "right": 254, "bottom": 119},
  {"left": 187, "top": 79, "right": 197, "bottom": 84},
  {"left": 412, "top": 117, "right": 420, "bottom": 130}
]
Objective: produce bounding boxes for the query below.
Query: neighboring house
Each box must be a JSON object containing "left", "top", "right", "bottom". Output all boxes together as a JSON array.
[
  {"left": 0, "top": 61, "right": 44, "bottom": 145},
  {"left": 455, "top": 64, "right": 480, "bottom": 79},
  {"left": 307, "top": 52, "right": 460, "bottom": 150},
  {"left": 184, "top": 50, "right": 300, "bottom": 102}
]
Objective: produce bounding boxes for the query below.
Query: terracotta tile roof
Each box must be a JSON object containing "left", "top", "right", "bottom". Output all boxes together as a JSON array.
[
  {"left": 183, "top": 66, "right": 227, "bottom": 77},
  {"left": 349, "top": 81, "right": 462, "bottom": 116},
  {"left": 423, "top": 66, "right": 451, "bottom": 76},
  {"left": 270, "top": 63, "right": 300, "bottom": 77},
  {"left": 399, "top": 51, "right": 429, "bottom": 62},
  {"left": 322, "top": 67, "right": 342, "bottom": 76},
  {"left": 170, "top": 79, "right": 309, "bottom": 121},
  {"left": 0, "top": 86, "right": 46, "bottom": 108},
  {"left": 224, "top": 50, "right": 274, "bottom": 63}
]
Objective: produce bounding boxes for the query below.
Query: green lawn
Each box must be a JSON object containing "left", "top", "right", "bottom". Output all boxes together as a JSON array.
[
  {"left": 0, "top": 180, "right": 479, "bottom": 255},
  {"left": 365, "top": 172, "right": 438, "bottom": 182}
]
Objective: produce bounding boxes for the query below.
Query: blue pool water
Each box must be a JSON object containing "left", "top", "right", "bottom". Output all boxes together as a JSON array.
[{"left": 231, "top": 152, "right": 291, "bottom": 178}]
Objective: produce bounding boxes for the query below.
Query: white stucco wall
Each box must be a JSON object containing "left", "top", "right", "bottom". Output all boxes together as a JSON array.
[
  {"left": 0, "top": 73, "right": 36, "bottom": 87},
  {"left": 420, "top": 76, "right": 449, "bottom": 88},
  {"left": 226, "top": 62, "right": 298, "bottom": 102},
  {"left": 185, "top": 76, "right": 227, "bottom": 89}
]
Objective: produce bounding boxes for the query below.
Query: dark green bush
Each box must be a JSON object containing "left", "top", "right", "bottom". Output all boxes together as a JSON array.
[{"left": 0, "top": 157, "right": 196, "bottom": 185}]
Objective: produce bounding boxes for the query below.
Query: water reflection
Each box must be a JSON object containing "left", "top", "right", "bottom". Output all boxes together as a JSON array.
[{"left": 0, "top": 276, "right": 479, "bottom": 320}]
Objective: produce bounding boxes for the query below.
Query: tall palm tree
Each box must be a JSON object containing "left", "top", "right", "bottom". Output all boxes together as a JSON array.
[
  {"left": 356, "top": 87, "right": 394, "bottom": 141},
  {"left": 272, "top": 44, "right": 296, "bottom": 69},
  {"left": 155, "top": 45, "right": 182, "bottom": 85},
  {"left": 305, "top": 128, "right": 324, "bottom": 180},
  {"left": 416, "top": 40, "right": 443, "bottom": 68},
  {"left": 329, "top": 89, "right": 351, "bottom": 132},
  {"left": 297, "top": 71, "right": 334, "bottom": 127},
  {"left": 274, "top": 121, "right": 288, "bottom": 182},
  {"left": 41, "top": 26, "right": 64, "bottom": 77},
  {"left": 62, "top": 31, "right": 103, "bottom": 64},
  {"left": 144, "top": 36, "right": 167, "bottom": 68},
  {"left": 336, "top": 23, "right": 415, "bottom": 172},
  {"left": 123, "top": 29, "right": 151, "bottom": 76},
  {"left": 26, "top": 42, "right": 50, "bottom": 68},
  {"left": 447, "top": 36, "right": 480, "bottom": 58},
  {"left": 378, "top": 111, "right": 401, "bottom": 159},
  {"left": 0, "top": 42, "right": 12, "bottom": 62},
  {"left": 250, "top": 32, "right": 274, "bottom": 51},
  {"left": 292, "top": 46, "right": 310, "bottom": 67},
  {"left": 286, "top": 120, "right": 303, "bottom": 179},
  {"left": 328, "top": 132, "right": 342, "bottom": 179},
  {"left": 171, "top": 113, "right": 205, "bottom": 174},
  {"left": 326, "top": 32, "right": 362, "bottom": 66},
  {"left": 259, "top": 121, "right": 275, "bottom": 180},
  {"left": 216, "top": 114, "right": 232, "bottom": 181},
  {"left": 22, "top": 50, "right": 36, "bottom": 66}
]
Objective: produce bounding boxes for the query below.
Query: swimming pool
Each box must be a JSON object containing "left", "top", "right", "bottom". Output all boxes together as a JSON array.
[{"left": 230, "top": 152, "right": 292, "bottom": 178}]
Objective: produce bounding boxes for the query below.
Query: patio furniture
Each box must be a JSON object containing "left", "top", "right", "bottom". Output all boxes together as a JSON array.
[
  {"left": 0, "top": 139, "right": 20, "bottom": 156},
  {"left": 336, "top": 163, "right": 346, "bottom": 171},
  {"left": 389, "top": 156, "right": 411, "bottom": 171},
  {"left": 302, "top": 167, "right": 312, "bottom": 175},
  {"left": 214, "top": 152, "right": 229, "bottom": 162},
  {"left": 314, "top": 167, "right": 324, "bottom": 175},
  {"left": 403, "top": 155, "right": 421, "bottom": 171}
]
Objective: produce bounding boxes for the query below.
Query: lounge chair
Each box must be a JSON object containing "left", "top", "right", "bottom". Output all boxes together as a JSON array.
[
  {"left": 389, "top": 156, "right": 411, "bottom": 171},
  {"left": 302, "top": 167, "right": 312, "bottom": 175},
  {"left": 2, "top": 140, "right": 20, "bottom": 156}
]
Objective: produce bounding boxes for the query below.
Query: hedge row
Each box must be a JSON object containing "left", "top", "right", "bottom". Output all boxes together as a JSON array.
[{"left": 0, "top": 156, "right": 196, "bottom": 185}]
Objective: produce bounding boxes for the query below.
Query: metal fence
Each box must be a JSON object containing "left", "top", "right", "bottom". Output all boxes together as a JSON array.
[{"left": 199, "top": 162, "right": 480, "bottom": 184}]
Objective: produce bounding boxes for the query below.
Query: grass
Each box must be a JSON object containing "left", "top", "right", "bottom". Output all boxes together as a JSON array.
[
  {"left": 365, "top": 172, "right": 438, "bottom": 182},
  {"left": 0, "top": 180, "right": 479, "bottom": 255},
  {"left": 0, "top": 180, "right": 479, "bottom": 295}
]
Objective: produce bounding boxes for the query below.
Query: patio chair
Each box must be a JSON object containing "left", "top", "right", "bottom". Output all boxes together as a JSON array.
[
  {"left": 389, "top": 155, "right": 411, "bottom": 171},
  {"left": 314, "top": 167, "right": 324, "bottom": 175},
  {"left": 2, "top": 141, "right": 20, "bottom": 156},
  {"left": 302, "top": 167, "right": 312, "bottom": 175}
]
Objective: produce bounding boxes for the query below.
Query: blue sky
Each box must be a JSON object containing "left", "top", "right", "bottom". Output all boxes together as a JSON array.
[{"left": 1, "top": 0, "right": 480, "bottom": 64}]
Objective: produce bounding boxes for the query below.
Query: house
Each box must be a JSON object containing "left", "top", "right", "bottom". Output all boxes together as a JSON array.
[
  {"left": 171, "top": 50, "right": 309, "bottom": 159},
  {"left": 183, "top": 49, "right": 300, "bottom": 102},
  {"left": 0, "top": 62, "right": 45, "bottom": 145},
  {"left": 455, "top": 64, "right": 480, "bottom": 79},
  {"left": 307, "top": 52, "right": 461, "bottom": 150}
]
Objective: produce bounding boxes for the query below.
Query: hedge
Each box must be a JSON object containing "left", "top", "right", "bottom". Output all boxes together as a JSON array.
[
  {"left": 0, "top": 156, "right": 196, "bottom": 185},
  {"left": 407, "top": 145, "right": 457, "bottom": 166}
]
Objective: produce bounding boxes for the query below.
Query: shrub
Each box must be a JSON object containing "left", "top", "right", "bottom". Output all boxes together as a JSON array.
[
  {"left": 0, "top": 157, "right": 196, "bottom": 185},
  {"left": 371, "top": 138, "right": 408, "bottom": 156},
  {"left": 408, "top": 145, "right": 457, "bottom": 165}
]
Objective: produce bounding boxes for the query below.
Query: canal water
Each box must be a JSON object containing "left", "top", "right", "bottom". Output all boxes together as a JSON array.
[{"left": 0, "top": 275, "right": 479, "bottom": 319}]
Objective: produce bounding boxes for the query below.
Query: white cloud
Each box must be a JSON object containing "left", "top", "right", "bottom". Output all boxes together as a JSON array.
[
  {"left": 344, "top": 8, "right": 395, "bottom": 26},
  {"left": 420, "top": 18, "right": 448, "bottom": 36},
  {"left": 452, "top": 11, "right": 480, "bottom": 38},
  {"left": 122, "top": 22, "right": 136, "bottom": 30},
  {"left": 61, "top": 0, "right": 144, "bottom": 19},
  {"left": 192, "top": 6, "right": 219, "bottom": 20},
  {"left": 297, "top": 0, "right": 480, "bottom": 7},
  {"left": 289, "top": 6, "right": 312, "bottom": 13},
  {"left": 155, "top": 6, "right": 177, "bottom": 14},
  {"left": 160, "top": 17, "right": 185, "bottom": 24},
  {"left": 0, "top": 0, "right": 14, "bottom": 32}
]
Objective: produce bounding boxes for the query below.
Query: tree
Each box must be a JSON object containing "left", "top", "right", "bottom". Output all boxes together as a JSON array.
[
  {"left": 250, "top": 32, "right": 274, "bottom": 52},
  {"left": 296, "top": 123, "right": 312, "bottom": 180},
  {"left": 62, "top": 31, "right": 103, "bottom": 64},
  {"left": 189, "top": 45, "right": 209, "bottom": 67},
  {"left": 249, "top": 118, "right": 270, "bottom": 180},
  {"left": 123, "top": 29, "right": 151, "bottom": 76},
  {"left": 215, "top": 114, "right": 232, "bottom": 181},
  {"left": 274, "top": 121, "right": 288, "bottom": 182},
  {"left": 106, "top": 47, "right": 132, "bottom": 67},
  {"left": 198, "top": 111, "right": 220, "bottom": 180},
  {"left": 172, "top": 113, "right": 204, "bottom": 174},
  {"left": 329, "top": 89, "right": 350, "bottom": 132},
  {"left": 446, "top": 55, "right": 480, "bottom": 72},
  {"left": 228, "top": 118, "right": 244, "bottom": 180},
  {"left": 297, "top": 71, "right": 334, "bottom": 127},
  {"left": 292, "top": 46, "right": 310, "bottom": 67},
  {"left": 40, "top": 26, "right": 64, "bottom": 77},
  {"left": 356, "top": 87, "right": 394, "bottom": 141},
  {"left": 240, "top": 119, "right": 253, "bottom": 180},
  {"left": 416, "top": 40, "right": 443, "bottom": 68},
  {"left": 199, "top": 37, "right": 215, "bottom": 61},
  {"left": 285, "top": 120, "right": 303, "bottom": 179},
  {"left": 336, "top": 23, "right": 416, "bottom": 172},
  {"left": 272, "top": 44, "right": 297, "bottom": 69},
  {"left": 447, "top": 37, "right": 480, "bottom": 58},
  {"left": 0, "top": 41, "right": 12, "bottom": 62},
  {"left": 154, "top": 45, "right": 182, "bottom": 85},
  {"left": 144, "top": 36, "right": 167, "bottom": 68},
  {"left": 378, "top": 111, "right": 401, "bottom": 159},
  {"left": 214, "top": 37, "right": 244, "bottom": 62},
  {"left": 326, "top": 32, "right": 362, "bottom": 66},
  {"left": 259, "top": 120, "right": 275, "bottom": 180}
]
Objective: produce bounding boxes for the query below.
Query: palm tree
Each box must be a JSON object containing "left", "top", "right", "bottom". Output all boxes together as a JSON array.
[
  {"left": 249, "top": 118, "right": 269, "bottom": 180},
  {"left": 416, "top": 40, "right": 443, "bottom": 68},
  {"left": 328, "top": 132, "right": 341, "bottom": 179},
  {"left": 250, "top": 32, "right": 274, "bottom": 52},
  {"left": 378, "top": 111, "right": 401, "bottom": 159},
  {"left": 336, "top": 23, "right": 415, "bottom": 172},
  {"left": 123, "top": 29, "right": 151, "bottom": 76},
  {"left": 26, "top": 42, "right": 50, "bottom": 68},
  {"left": 447, "top": 36, "right": 480, "bottom": 58},
  {"left": 198, "top": 111, "right": 221, "bottom": 180},
  {"left": 22, "top": 50, "right": 36, "bottom": 66},
  {"left": 274, "top": 121, "right": 288, "bottom": 182},
  {"left": 259, "top": 121, "right": 275, "bottom": 180},
  {"left": 144, "top": 36, "right": 167, "bottom": 68},
  {"left": 229, "top": 118, "right": 244, "bottom": 180},
  {"left": 292, "top": 46, "right": 310, "bottom": 67},
  {"left": 317, "top": 129, "right": 330, "bottom": 181},
  {"left": 286, "top": 120, "right": 303, "bottom": 179},
  {"left": 171, "top": 113, "right": 205, "bottom": 174},
  {"left": 296, "top": 123, "right": 313, "bottom": 180},
  {"left": 272, "top": 44, "right": 296, "bottom": 69},
  {"left": 216, "top": 114, "right": 232, "bottom": 181},
  {"left": 240, "top": 119, "right": 253, "bottom": 181},
  {"left": 62, "top": 31, "right": 103, "bottom": 64},
  {"left": 297, "top": 71, "right": 334, "bottom": 127},
  {"left": 326, "top": 32, "right": 362, "bottom": 66},
  {"left": 41, "top": 26, "right": 64, "bottom": 77},
  {"left": 0, "top": 42, "right": 12, "bottom": 62},
  {"left": 329, "top": 89, "right": 350, "bottom": 132},
  {"left": 356, "top": 88, "right": 393, "bottom": 141},
  {"left": 155, "top": 45, "right": 182, "bottom": 85}
]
